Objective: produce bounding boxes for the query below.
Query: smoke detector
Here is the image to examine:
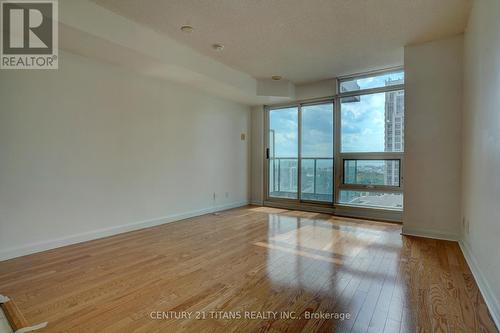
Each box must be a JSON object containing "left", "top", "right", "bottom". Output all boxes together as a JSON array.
[
  {"left": 212, "top": 43, "right": 224, "bottom": 51},
  {"left": 180, "top": 25, "right": 194, "bottom": 33}
]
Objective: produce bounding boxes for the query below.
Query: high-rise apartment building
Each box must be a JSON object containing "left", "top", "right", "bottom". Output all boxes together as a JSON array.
[{"left": 385, "top": 79, "right": 404, "bottom": 185}]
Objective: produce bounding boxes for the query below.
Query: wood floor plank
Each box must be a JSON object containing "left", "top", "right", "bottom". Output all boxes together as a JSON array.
[{"left": 0, "top": 206, "right": 497, "bottom": 333}]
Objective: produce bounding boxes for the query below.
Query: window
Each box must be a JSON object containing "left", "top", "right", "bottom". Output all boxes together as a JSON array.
[
  {"left": 340, "top": 90, "right": 404, "bottom": 153},
  {"left": 265, "top": 68, "right": 405, "bottom": 214},
  {"left": 343, "top": 160, "right": 400, "bottom": 186},
  {"left": 338, "top": 69, "right": 404, "bottom": 209},
  {"left": 339, "top": 69, "right": 404, "bottom": 93}
]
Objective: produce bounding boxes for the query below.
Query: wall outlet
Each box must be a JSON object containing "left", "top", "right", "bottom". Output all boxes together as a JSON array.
[
  {"left": 225, "top": 192, "right": 229, "bottom": 198},
  {"left": 240, "top": 133, "right": 246, "bottom": 141}
]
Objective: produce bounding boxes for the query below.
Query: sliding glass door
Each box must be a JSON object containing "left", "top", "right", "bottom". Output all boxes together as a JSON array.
[
  {"left": 267, "top": 102, "right": 334, "bottom": 203},
  {"left": 268, "top": 107, "right": 298, "bottom": 199},
  {"left": 300, "top": 102, "right": 334, "bottom": 202}
]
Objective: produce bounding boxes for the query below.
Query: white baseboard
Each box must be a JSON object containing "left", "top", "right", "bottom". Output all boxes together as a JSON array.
[
  {"left": 0, "top": 201, "right": 249, "bottom": 262},
  {"left": 459, "top": 240, "right": 500, "bottom": 330},
  {"left": 401, "top": 226, "right": 460, "bottom": 241}
]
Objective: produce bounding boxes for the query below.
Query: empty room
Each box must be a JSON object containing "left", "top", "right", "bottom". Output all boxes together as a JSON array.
[{"left": 0, "top": 0, "right": 499, "bottom": 332}]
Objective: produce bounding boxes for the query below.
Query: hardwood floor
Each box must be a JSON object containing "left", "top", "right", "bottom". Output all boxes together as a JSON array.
[{"left": 0, "top": 206, "right": 497, "bottom": 333}]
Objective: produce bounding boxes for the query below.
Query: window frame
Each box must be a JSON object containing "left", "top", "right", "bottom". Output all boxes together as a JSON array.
[
  {"left": 335, "top": 68, "right": 405, "bottom": 209},
  {"left": 264, "top": 100, "right": 336, "bottom": 206},
  {"left": 342, "top": 158, "right": 401, "bottom": 189},
  {"left": 338, "top": 67, "right": 405, "bottom": 94},
  {"left": 263, "top": 67, "right": 405, "bottom": 220}
]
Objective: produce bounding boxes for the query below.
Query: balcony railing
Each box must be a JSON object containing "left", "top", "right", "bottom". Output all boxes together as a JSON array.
[{"left": 269, "top": 157, "right": 333, "bottom": 201}]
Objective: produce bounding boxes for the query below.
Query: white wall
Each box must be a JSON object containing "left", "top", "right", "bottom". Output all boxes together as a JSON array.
[
  {"left": 0, "top": 50, "right": 251, "bottom": 260},
  {"left": 403, "top": 35, "right": 464, "bottom": 239},
  {"left": 462, "top": 0, "right": 500, "bottom": 322}
]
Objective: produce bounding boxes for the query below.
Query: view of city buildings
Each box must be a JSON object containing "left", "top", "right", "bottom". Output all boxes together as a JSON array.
[{"left": 384, "top": 78, "right": 404, "bottom": 185}]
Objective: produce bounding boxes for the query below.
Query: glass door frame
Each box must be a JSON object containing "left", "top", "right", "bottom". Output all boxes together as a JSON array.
[{"left": 264, "top": 99, "right": 336, "bottom": 207}]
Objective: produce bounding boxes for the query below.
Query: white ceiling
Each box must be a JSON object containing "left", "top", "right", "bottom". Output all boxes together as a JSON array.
[{"left": 91, "top": 0, "right": 471, "bottom": 84}]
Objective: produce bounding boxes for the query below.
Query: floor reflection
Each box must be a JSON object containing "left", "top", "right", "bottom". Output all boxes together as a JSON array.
[{"left": 256, "top": 211, "right": 401, "bottom": 295}]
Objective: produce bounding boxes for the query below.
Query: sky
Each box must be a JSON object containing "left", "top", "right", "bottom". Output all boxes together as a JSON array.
[
  {"left": 341, "top": 92, "right": 385, "bottom": 152},
  {"left": 269, "top": 71, "right": 404, "bottom": 157}
]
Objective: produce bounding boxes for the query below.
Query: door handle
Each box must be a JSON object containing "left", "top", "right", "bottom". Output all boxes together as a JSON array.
[{"left": 266, "top": 148, "right": 270, "bottom": 159}]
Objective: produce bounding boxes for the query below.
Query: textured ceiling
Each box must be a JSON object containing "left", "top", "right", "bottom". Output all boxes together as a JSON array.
[{"left": 91, "top": 0, "right": 471, "bottom": 84}]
